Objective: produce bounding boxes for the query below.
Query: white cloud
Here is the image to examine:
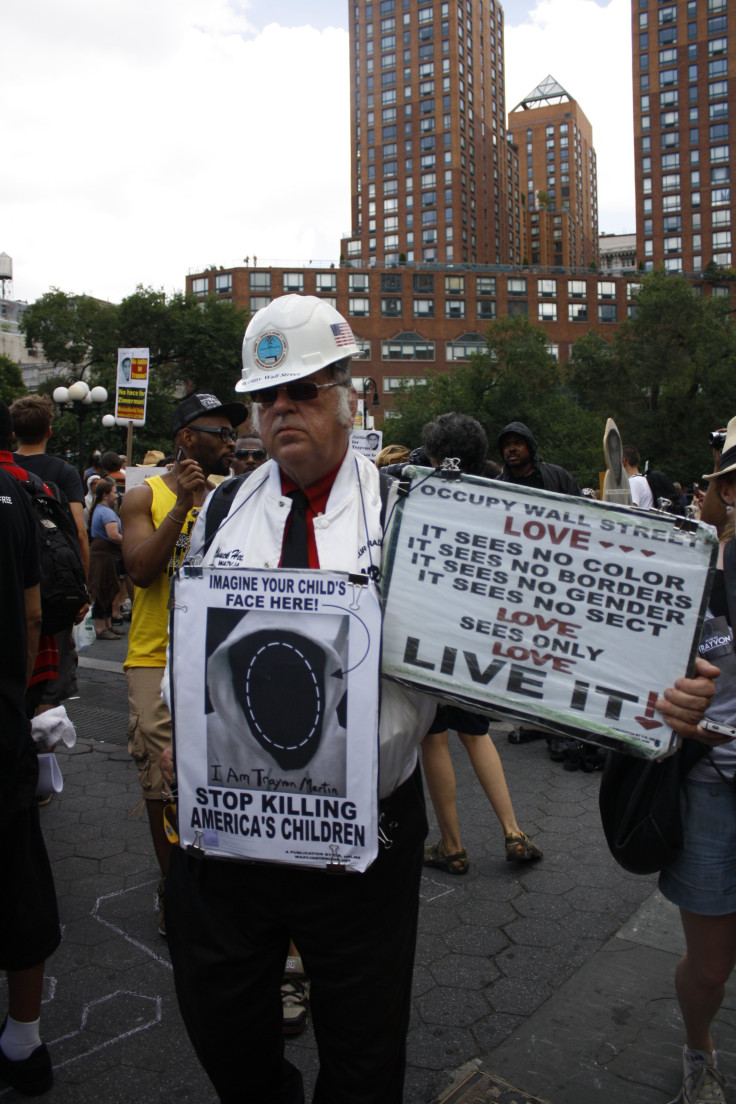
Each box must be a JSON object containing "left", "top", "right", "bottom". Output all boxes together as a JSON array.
[
  {"left": 3, "top": 2, "right": 350, "bottom": 303},
  {"left": 3, "top": 0, "right": 633, "bottom": 305},
  {"left": 505, "top": 0, "right": 635, "bottom": 235}
]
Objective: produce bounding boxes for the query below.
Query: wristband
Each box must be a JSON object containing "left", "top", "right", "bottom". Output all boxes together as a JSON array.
[{"left": 167, "top": 510, "right": 187, "bottom": 526}]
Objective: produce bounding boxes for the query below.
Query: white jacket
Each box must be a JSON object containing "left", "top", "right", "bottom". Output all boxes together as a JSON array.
[{"left": 188, "top": 448, "right": 436, "bottom": 797}]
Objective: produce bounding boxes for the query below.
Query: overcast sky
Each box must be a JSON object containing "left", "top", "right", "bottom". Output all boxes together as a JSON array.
[{"left": 3, "top": 0, "right": 633, "bottom": 306}]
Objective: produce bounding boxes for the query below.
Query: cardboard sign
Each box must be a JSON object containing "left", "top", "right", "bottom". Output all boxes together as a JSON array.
[
  {"left": 115, "top": 347, "right": 149, "bottom": 425},
  {"left": 170, "top": 566, "right": 382, "bottom": 870},
  {"left": 380, "top": 467, "right": 717, "bottom": 758}
]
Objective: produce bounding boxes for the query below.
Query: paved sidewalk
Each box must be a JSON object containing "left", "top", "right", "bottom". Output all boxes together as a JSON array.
[{"left": 2, "top": 630, "right": 734, "bottom": 1103}]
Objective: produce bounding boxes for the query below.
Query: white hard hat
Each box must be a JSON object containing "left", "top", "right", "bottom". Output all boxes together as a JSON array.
[{"left": 236, "top": 294, "right": 359, "bottom": 394}]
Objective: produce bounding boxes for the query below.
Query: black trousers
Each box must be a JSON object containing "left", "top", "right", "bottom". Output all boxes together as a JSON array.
[{"left": 166, "top": 767, "right": 427, "bottom": 1104}]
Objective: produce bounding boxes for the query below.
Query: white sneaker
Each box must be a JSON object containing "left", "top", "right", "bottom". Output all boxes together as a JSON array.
[{"left": 669, "top": 1047, "right": 728, "bottom": 1104}]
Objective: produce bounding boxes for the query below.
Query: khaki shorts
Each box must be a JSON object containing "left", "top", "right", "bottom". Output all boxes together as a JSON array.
[{"left": 126, "top": 666, "right": 171, "bottom": 801}]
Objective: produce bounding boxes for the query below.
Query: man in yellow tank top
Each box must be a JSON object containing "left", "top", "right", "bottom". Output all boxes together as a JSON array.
[{"left": 120, "top": 393, "right": 246, "bottom": 934}]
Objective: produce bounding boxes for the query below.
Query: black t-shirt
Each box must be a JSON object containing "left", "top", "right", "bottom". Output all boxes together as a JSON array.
[
  {"left": 13, "top": 453, "right": 84, "bottom": 505},
  {"left": 0, "top": 467, "right": 40, "bottom": 769}
]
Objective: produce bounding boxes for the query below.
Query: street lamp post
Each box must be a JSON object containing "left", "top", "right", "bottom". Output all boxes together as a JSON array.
[
  {"left": 362, "top": 377, "right": 380, "bottom": 429},
  {"left": 52, "top": 381, "right": 109, "bottom": 477}
]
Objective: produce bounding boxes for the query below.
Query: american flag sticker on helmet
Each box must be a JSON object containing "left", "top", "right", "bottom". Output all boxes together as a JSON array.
[{"left": 331, "top": 322, "right": 355, "bottom": 347}]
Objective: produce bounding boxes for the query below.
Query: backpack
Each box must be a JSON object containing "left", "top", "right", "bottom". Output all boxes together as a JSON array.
[
  {"left": 22, "top": 473, "right": 89, "bottom": 634},
  {"left": 645, "top": 469, "right": 686, "bottom": 515}
]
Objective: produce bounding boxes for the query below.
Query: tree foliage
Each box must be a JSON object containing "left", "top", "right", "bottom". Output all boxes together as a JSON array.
[
  {"left": 569, "top": 271, "right": 736, "bottom": 482},
  {"left": 384, "top": 316, "right": 602, "bottom": 485},
  {"left": 21, "top": 288, "right": 250, "bottom": 463},
  {"left": 0, "top": 354, "right": 27, "bottom": 405}
]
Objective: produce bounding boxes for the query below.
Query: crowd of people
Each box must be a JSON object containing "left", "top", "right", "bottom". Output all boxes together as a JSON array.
[{"left": 0, "top": 293, "right": 732, "bottom": 1104}]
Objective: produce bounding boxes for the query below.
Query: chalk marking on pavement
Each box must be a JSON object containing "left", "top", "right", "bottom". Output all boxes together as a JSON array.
[
  {"left": 0, "top": 992, "right": 162, "bottom": 1096},
  {"left": 420, "top": 874, "right": 456, "bottom": 902},
  {"left": 92, "top": 881, "right": 173, "bottom": 970}
]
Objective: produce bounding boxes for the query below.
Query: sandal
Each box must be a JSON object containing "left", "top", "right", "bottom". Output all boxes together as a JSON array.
[
  {"left": 505, "top": 831, "right": 543, "bottom": 863},
  {"left": 423, "top": 839, "right": 469, "bottom": 875}
]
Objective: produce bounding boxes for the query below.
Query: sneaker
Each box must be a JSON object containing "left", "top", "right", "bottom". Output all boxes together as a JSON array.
[
  {"left": 669, "top": 1047, "right": 727, "bottom": 1104},
  {"left": 156, "top": 878, "right": 166, "bottom": 938},
  {"left": 95, "top": 629, "right": 119, "bottom": 640},
  {"left": 281, "top": 959, "right": 310, "bottom": 1036},
  {"left": 0, "top": 1041, "right": 53, "bottom": 1096}
]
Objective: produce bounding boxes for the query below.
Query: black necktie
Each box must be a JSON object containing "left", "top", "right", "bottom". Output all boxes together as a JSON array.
[{"left": 281, "top": 490, "right": 310, "bottom": 567}]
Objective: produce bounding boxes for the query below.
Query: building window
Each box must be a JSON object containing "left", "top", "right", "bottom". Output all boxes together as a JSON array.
[
  {"left": 282, "top": 272, "right": 304, "bottom": 292},
  {"left": 569, "top": 303, "right": 589, "bottom": 322},
  {"left": 446, "top": 299, "right": 466, "bottom": 318},
  {"left": 215, "top": 273, "right": 232, "bottom": 294},
  {"left": 382, "top": 334, "right": 435, "bottom": 359},
  {"left": 507, "top": 300, "right": 528, "bottom": 317},
  {"left": 315, "top": 273, "right": 337, "bottom": 293},
  {"left": 476, "top": 299, "right": 497, "bottom": 319},
  {"left": 708, "top": 58, "right": 728, "bottom": 78},
  {"left": 192, "top": 277, "right": 209, "bottom": 296},
  {"left": 711, "top": 166, "right": 731, "bottom": 184},
  {"left": 413, "top": 273, "right": 434, "bottom": 292},
  {"left": 538, "top": 278, "right": 557, "bottom": 297},
  {"left": 598, "top": 281, "right": 617, "bottom": 299},
  {"left": 507, "top": 277, "right": 527, "bottom": 295},
  {"left": 381, "top": 272, "right": 402, "bottom": 291},
  {"left": 349, "top": 297, "right": 371, "bottom": 317},
  {"left": 662, "top": 173, "right": 681, "bottom": 190},
  {"left": 414, "top": 298, "right": 435, "bottom": 317},
  {"left": 446, "top": 334, "right": 488, "bottom": 361},
  {"left": 250, "top": 271, "right": 271, "bottom": 291},
  {"left": 349, "top": 273, "right": 370, "bottom": 292},
  {"left": 444, "top": 275, "right": 466, "bottom": 294},
  {"left": 250, "top": 296, "right": 271, "bottom": 311},
  {"left": 476, "top": 276, "right": 496, "bottom": 295},
  {"left": 538, "top": 302, "right": 558, "bottom": 322},
  {"left": 598, "top": 304, "right": 618, "bottom": 323},
  {"left": 381, "top": 297, "right": 402, "bottom": 316}
]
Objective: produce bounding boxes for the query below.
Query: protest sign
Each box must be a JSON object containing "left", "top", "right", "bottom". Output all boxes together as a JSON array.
[
  {"left": 351, "top": 428, "right": 383, "bottom": 460},
  {"left": 170, "top": 566, "right": 382, "bottom": 870},
  {"left": 115, "top": 347, "right": 149, "bottom": 425},
  {"left": 381, "top": 467, "right": 717, "bottom": 758}
]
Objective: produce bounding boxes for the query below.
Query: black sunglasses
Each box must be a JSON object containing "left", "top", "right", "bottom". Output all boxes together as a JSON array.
[
  {"left": 234, "top": 449, "right": 266, "bottom": 461},
  {"left": 187, "top": 426, "right": 238, "bottom": 443},
  {"left": 250, "top": 381, "right": 348, "bottom": 405}
]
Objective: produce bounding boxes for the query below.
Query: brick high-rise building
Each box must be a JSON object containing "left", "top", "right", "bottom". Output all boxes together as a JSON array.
[
  {"left": 341, "top": 0, "right": 523, "bottom": 268},
  {"left": 507, "top": 76, "right": 599, "bottom": 269},
  {"left": 633, "top": 0, "right": 734, "bottom": 273}
]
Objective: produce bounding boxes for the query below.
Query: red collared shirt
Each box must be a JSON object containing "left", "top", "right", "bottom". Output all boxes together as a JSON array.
[{"left": 279, "top": 456, "right": 346, "bottom": 569}]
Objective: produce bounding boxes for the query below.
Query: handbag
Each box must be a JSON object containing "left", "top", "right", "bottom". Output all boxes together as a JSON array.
[{"left": 599, "top": 741, "right": 707, "bottom": 875}]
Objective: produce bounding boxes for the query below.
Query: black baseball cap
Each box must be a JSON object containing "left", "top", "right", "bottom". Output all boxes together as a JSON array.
[{"left": 171, "top": 393, "right": 248, "bottom": 438}]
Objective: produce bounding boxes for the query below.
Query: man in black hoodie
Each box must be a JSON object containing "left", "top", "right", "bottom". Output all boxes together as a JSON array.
[{"left": 498, "top": 421, "right": 580, "bottom": 495}]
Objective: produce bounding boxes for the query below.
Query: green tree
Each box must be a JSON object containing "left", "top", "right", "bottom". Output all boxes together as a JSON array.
[
  {"left": 568, "top": 271, "right": 736, "bottom": 482},
  {"left": 22, "top": 287, "right": 250, "bottom": 463},
  {"left": 0, "top": 354, "right": 27, "bottom": 405},
  {"left": 21, "top": 290, "right": 118, "bottom": 372},
  {"left": 384, "top": 316, "right": 602, "bottom": 485}
]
